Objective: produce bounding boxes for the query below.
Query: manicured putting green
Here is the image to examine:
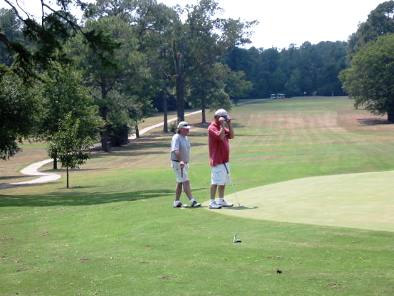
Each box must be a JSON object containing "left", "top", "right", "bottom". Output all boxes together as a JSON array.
[{"left": 212, "top": 171, "right": 394, "bottom": 232}]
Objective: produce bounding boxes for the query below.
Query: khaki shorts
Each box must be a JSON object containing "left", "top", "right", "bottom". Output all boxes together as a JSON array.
[
  {"left": 211, "top": 163, "right": 230, "bottom": 185},
  {"left": 172, "top": 161, "right": 189, "bottom": 183}
]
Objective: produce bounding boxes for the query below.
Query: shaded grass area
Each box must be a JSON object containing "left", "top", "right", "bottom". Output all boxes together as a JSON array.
[
  {"left": 0, "top": 189, "right": 172, "bottom": 207},
  {"left": 1, "top": 97, "right": 394, "bottom": 295}
]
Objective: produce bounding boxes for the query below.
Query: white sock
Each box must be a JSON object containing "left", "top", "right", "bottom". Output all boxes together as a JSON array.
[
  {"left": 190, "top": 198, "right": 196, "bottom": 202},
  {"left": 210, "top": 199, "right": 215, "bottom": 203},
  {"left": 219, "top": 198, "right": 224, "bottom": 202}
]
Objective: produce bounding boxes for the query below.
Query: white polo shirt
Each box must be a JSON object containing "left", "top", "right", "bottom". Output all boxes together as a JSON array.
[{"left": 170, "top": 133, "right": 190, "bottom": 163}]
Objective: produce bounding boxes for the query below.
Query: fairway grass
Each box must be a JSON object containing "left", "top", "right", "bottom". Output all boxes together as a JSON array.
[{"left": 1, "top": 97, "right": 394, "bottom": 295}]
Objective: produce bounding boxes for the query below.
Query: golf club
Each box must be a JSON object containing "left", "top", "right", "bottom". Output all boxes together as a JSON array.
[{"left": 223, "top": 163, "right": 241, "bottom": 207}]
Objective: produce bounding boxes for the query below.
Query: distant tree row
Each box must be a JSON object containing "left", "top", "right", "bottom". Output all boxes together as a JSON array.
[{"left": 225, "top": 41, "right": 348, "bottom": 99}]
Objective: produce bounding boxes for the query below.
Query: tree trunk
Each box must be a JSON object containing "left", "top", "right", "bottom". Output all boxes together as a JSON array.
[
  {"left": 66, "top": 166, "right": 69, "bottom": 189},
  {"left": 176, "top": 73, "right": 185, "bottom": 122},
  {"left": 163, "top": 93, "right": 168, "bottom": 133},
  {"left": 173, "top": 41, "right": 185, "bottom": 122},
  {"left": 122, "top": 125, "right": 129, "bottom": 144},
  {"left": 135, "top": 125, "right": 140, "bottom": 138},
  {"left": 53, "top": 149, "right": 58, "bottom": 170},
  {"left": 201, "top": 97, "right": 206, "bottom": 124},
  {"left": 101, "top": 129, "right": 111, "bottom": 152},
  {"left": 388, "top": 111, "right": 394, "bottom": 123},
  {"left": 99, "top": 86, "right": 111, "bottom": 152}
]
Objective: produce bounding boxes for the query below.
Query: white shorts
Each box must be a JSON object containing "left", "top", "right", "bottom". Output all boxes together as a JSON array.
[
  {"left": 172, "top": 161, "right": 189, "bottom": 183},
  {"left": 211, "top": 163, "right": 230, "bottom": 185}
]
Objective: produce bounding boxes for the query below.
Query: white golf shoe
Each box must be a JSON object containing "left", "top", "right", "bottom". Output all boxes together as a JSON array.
[
  {"left": 209, "top": 201, "right": 222, "bottom": 209},
  {"left": 173, "top": 200, "right": 183, "bottom": 208},
  {"left": 217, "top": 199, "right": 233, "bottom": 207},
  {"left": 190, "top": 200, "right": 201, "bottom": 208}
]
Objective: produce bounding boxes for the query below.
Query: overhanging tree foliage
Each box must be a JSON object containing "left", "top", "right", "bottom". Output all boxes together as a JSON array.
[
  {"left": 0, "top": 1, "right": 118, "bottom": 157},
  {"left": 0, "top": 8, "right": 23, "bottom": 66}
]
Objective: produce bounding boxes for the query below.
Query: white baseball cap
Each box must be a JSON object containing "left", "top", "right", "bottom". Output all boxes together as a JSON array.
[
  {"left": 214, "top": 108, "right": 228, "bottom": 117},
  {"left": 177, "top": 121, "right": 191, "bottom": 129}
]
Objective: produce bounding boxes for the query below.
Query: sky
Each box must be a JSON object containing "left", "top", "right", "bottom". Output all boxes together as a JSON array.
[
  {"left": 1, "top": 0, "right": 388, "bottom": 49},
  {"left": 159, "top": 0, "right": 387, "bottom": 49}
]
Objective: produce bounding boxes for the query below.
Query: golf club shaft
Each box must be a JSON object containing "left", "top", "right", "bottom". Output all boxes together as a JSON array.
[{"left": 224, "top": 163, "right": 240, "bottom": 206}]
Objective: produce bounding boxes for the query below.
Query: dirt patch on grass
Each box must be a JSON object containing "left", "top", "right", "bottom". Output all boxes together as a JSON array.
[
  {"left": 338, "top": 109, "right": 394, "bottom": 131},
  {"left": 247, "top": 112, "right": 341, "bottom": 130}
]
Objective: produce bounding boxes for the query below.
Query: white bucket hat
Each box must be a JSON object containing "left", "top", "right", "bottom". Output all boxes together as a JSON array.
[
  {"left": 214, "top": 108, "right": 228, "bottom": 117},
  {"left": 177, "top": 121, "right": 191, "bottom": 130}
]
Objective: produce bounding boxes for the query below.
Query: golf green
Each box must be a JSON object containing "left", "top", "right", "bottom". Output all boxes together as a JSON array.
[{"left": 210, "top": 170, "right": 394, "bottom": 232}]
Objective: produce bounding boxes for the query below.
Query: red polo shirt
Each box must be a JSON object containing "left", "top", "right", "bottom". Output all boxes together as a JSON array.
[{"left": 208, "top": 121, "right": 230, "bottom": 167}]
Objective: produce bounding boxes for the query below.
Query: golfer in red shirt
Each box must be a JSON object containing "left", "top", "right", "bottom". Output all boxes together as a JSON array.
[{"left": 208, "top": 108, "right": 234, "bottom": 209}]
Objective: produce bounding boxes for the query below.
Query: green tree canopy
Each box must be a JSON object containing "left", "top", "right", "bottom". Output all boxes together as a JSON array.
[
  {"left": 225, "top": 41, "right": 347, "bottom": 98},
  {"left": 38, "top": 62, "right": 102, "bottom": 168},
  {"left": 182, "top": 0, "right": 256, "bottom": 122},
  {"left": 69, "top": 11, "right": 153, "bottom": 150},
  {"left": 348, "top": 1, "right": 394, "bottom": 57},
  {"left": 340, "top": 34, "right": 394, "bottom": 122},
  {"left": 49, "top": 113, "right": 97, "bottom": 188},
  {"left": 0, "top": 69, "right": 41, "bottom": 159}
]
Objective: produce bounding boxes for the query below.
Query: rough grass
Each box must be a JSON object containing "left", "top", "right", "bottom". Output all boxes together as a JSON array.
[{"left": 1, "top": 97, "right": 394, "bottom": 295}]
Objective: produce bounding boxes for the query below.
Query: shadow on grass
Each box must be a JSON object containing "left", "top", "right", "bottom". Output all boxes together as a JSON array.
[
  {"left": 0, "top": 189, "right": 174, "bottom": 207},
  {"left": 0, "top": 187, "right": 208, "bottom": 207},
  {"left": 225, "top": 205, "right": 258, "bottom": 211},
  {"left": 357, "top": 118, "right": 392, "bottom": 126},
  {"left": 0, "top": 176, "right": 27, "bottom": 181},
  {"left": 0, "top": 175, "right": 28, "bottom": 186}
]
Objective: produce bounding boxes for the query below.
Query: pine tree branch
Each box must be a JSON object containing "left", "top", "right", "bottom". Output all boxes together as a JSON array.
[
  {"left": 15, "top": 0, "right": 32, "bottom": 19},
  {"left": 3, "top": 0, "right": 27, "bottom": 23}
]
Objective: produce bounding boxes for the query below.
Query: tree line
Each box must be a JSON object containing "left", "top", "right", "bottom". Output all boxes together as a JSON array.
[
  {"left": 226, "top": 41, "right": 348, "bottom": 99},
  {"left": 0, "top": 0, "right": 255, "bottom": 167}
]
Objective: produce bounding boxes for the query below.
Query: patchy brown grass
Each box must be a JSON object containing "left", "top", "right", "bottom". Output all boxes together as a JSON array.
[
  {"left": 0, "top": 111, "right": 208, "bottom": 187},
  {"left": 0, "top": 142, "right": 49, "bottom": 185},
  {"left": 3, "top": 97, "right": 394, "bottom": 188}
]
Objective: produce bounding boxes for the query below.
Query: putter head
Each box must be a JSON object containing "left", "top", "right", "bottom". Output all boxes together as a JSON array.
[{"left": 233, "top": 234, "right": 242, "bottom": 243}]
